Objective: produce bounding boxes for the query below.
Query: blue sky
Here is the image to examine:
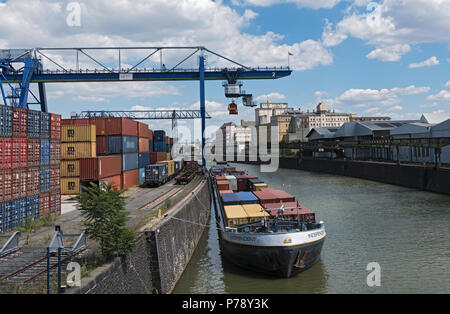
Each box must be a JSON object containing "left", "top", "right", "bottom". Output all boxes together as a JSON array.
[{"left": 1, "top": 0, "right": 450, "bottom": 135}]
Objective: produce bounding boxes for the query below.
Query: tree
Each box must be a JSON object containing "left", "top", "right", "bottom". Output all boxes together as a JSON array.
[{"left": 77, "top": 182, "right": 136, "bottom": 260}]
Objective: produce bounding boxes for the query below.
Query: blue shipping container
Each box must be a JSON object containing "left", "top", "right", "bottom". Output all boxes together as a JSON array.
[
  {"left": 41, "top": 139, "right": 50, "bottom": 165},
  {"left": 0, "top": 201, "right": 5, "bottom": 233},
  {"left": 27, "top": 195, "right": 39, "bottom": 221},
  {"left": 138, "top": 152, "right": 150, "bottom": 168},
  {"left": 40, "top": 166, "right": 50, "bottom": 193},
  {"left": 40, "top": 112, "right": 50, "bottom": 138},
  {"left": 27, "top": 110, "right": 40, "bottom": 138},
  {"left": 153, "top": 141, "right": 166, "bottom": 152},
  {"left": 122, "top": 153, "right": 138, "bottom": 172},
  {"left": 221, "top": 193, "right": 241, "bottom": 206},
  {"left": 108, "top": 136, "right": 138, "bottom": 154},
  {"left": 236, "top": 192, "right": 259, "bottom": 205},
  {"left": 154, "top": 130, "right": 166, "bottom": 142},
  {"left": 1, "top": 201, "right": 12, "bottom": 233},
  {"left": 0, "top": 105, "right": 13, "bottom": 137},
  {"left": 149, "top": 140, "right": 153, "bottom": 152},
  {"left": 174, "top": 161, "right": 180, "bottom": 173},
  {"left": 139, "top": 168, "right": 145, "bottom": 184}
]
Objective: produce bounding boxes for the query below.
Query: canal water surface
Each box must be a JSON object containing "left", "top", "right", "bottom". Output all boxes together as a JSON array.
[{"left": 173, "top": 164, "right": 450, "bottom": 293}]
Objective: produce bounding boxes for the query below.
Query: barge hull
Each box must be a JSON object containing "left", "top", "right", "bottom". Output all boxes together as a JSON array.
[{"left": 220, "top": 236, "right": 325, "bottom": 278}]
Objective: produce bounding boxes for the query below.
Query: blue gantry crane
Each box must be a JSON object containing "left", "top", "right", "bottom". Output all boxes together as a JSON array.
[{"left": 0, "top": 46, "right": 292, "bottom": 172}]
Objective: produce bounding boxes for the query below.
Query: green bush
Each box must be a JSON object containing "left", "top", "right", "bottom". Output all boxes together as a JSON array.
[{"left": 76, "top": 182, "right": 136, "bottom": 260}]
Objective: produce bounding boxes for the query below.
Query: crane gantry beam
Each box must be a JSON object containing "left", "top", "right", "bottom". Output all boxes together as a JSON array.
[
  {"left": 74, "top": 110, "right": 212, "bottom": 120},
  {"left": 0, "top": 46, "right": 292, "bottom": 173}
]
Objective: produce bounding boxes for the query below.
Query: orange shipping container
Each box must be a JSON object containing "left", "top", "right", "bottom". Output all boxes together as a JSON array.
[
  {"left": 90, "top": 118, "right": 106, "bottom": 135},
  {"left": 139, "top": 137, "right": 149, "bottom": 153},
  {"left": 101, "top": 175, "right": 122, "bottom": 191},
  {"left": 121, "top": 169, "right": 139, "bottom": 190}
]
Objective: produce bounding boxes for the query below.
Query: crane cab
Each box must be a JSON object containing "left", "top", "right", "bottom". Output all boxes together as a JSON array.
[{"left": 228, "top": 102, "right": 238, "bottom": 115}]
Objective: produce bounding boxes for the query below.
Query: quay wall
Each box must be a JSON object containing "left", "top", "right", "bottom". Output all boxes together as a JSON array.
[
  {"left": 277, "top": 157, "right": 450, "bottom": 195},
  {"left": 68, "top": 178, "right": 211, "bottom": 294}
]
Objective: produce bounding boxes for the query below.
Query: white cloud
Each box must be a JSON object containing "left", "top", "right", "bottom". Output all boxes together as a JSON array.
[
  {"left": 419, "top": 102, "right": 438, "bottom": 108},
  {"left": 46, "top": 82, "right": 180, "bottom": 103},
  {"left": 233, "top": 0, "right": 340, "bottom": 9},
  {"left": 389, "top": 110, "right": 450, "bottom": 124},
  {"left": 325, "top": 0, "right": 450, "bottom": 61},
  {"left": 427, "top": 90, "right": 450, "bottom": 101},
  {"left": 409, "top": 56, "right": 440, "bottom": 69},
  {"left": 0, "top": 0, "right": 333, "bottom": 72},
  {"left": 314, "top": 90, "right": 328, "bottom": 99},
  {"left": 254, "top": 92, "right": 286, "bottom": 102},
  {"left": 445, "top": 81, "right": 450, "bottom": 88},
  {"left": 333, "top": 85, "right": 430, "bottom": 107},
  {"left": 386, "top": 105, "right": 403, "bottom": 112},
  {"left": 366, "top": 45, "right": 411, "bottom": 62}
]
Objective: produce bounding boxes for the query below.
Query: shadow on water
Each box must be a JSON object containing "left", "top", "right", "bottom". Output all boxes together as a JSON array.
[{"left": 220, "top": 254, "right": 328, "bottom": 294}]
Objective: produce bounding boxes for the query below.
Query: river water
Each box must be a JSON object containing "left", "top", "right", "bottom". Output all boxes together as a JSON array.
[{"left": 173, "top": 164, "right": 450, "bottom": 294}]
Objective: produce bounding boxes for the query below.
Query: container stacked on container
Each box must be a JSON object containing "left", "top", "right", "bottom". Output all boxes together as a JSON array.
[
  {"left": 60, "top": 120, "right": 96, "bottom": 195},
  {"left": 0, "top": 105, "right": 61, "bottom": 234},
  {"left": 137, "top": 122, "right": 153, "bottom": 184}
]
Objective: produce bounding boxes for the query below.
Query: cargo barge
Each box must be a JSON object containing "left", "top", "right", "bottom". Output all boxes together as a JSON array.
[{"left": 210, "top": 164, "right": 326, "bottom": 278}]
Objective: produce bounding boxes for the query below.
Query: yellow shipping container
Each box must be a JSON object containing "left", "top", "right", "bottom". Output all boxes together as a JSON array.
[
  {"left": 61, "top": 142, "right": 96, "bottom": 160},
  {"left": 61, "top": 125, "right": 96, "bottom": 143},
  {"left": 60, "top": 160, "right": 80, "bottom": 177},
  {"left": 61, "top": 177, "right": 80, "bottom": 195},
  {"left": 223, "top": 205, "right": 248, "bottom": 227},
  {"left": 253, "top": 183, "right": 268, "bottom": 191},
  {"left": 159, "top": 160, "right": 175, "bottom": 176},
  {"left": 242, "top": 204, "right": 267, "bottom": 223}
]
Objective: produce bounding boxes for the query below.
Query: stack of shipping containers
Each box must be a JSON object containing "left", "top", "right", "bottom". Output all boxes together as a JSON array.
[
  {"left": 0, "top": 105, "right": 61, "bottom": 234},
  {"left": 60, "top": 121, "right": 96, "bottom": 195}
]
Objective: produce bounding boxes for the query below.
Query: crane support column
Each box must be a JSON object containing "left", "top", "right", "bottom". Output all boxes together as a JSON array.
[{"left": 199, "top": 55, "right": 206, "bottom": 174}]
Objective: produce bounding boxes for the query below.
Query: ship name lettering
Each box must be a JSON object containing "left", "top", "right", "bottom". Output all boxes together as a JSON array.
[{"left": 308, "top": 230, "right": 325, "bottom": 239}]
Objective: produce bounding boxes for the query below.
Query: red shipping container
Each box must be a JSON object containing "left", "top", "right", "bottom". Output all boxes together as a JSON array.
[
  {"left": 50, "top": 140, "right": 61, "bottom": 165},
  {"left": 27, "top": 138, "right": 40, "bottom": 167},
  {"left": 0, "top": 170, "right": 12, "bottom": 201},
  {"left": 26, "top": 167, "right": 40, "bottom": 197},
  {"left": 105, "top": 118, "right": 137, "bottom": 136},
  {"left": 12, "top": 138, "right": 27, "bottom": 168},
  {"left": 80, "top": 156, "right": 121, "bottom": 181},
  {"left": 90, "top": 118, "right": 106, "bottom": 135},
  {"left": 50, "top": 165, "right": 61, "bottom": 191},
  {"left": 150, "top": 152, "right": 165, "bottom": 164},
  {"left": 12, "top": 168, "right": 27, "bottom": 199},
  {"left": 217, "top": 180, "right": 229, "bottom": 191},
  {"left": 62, "top": 118, "right": 90, "bottom": 125},
  {"left": 101, "top": 175, "right": 122, "bottom": 191},
  {"left": 264, "top": 188, "right": 296, "bottom": 203},
  {"left": 219, "top": 190, "right": 234, "bottom": 195},
  {"left": 137, "top": 122, "right": 148, "bottom": 138},
  {"left": 12, "top": 107, "right": 28, "bottom": 137},
  {"left": 148, "top": 130, "right": 153, "bottom": 141},
  {"left": 39, "top": 192, "right": 50, "bottom": 217},
  {"left": 121, "top": 169, "right": 139, "bottom": 190},
  {"left": 50, "top": 114, "right": 61, "bottom": 139},
  {"left": 96, "top": 136, "right": 108, "bottom": 155},
  {"left": 50, "top": 190, "right": 61, "bottom": 215},
  {"left": 0, "top": 138, "right": 12, "bottom": 169},
  {"left": 139, "top": 137, "right": 149, "bottom": 153}
]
